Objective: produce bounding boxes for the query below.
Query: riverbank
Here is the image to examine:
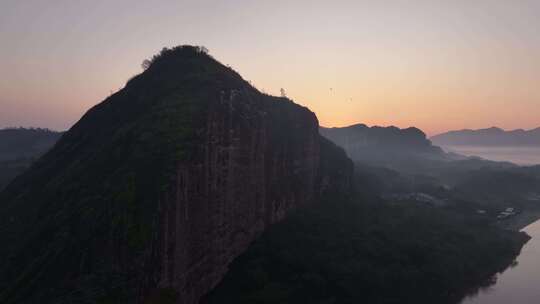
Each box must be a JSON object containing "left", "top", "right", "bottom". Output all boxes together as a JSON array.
[
  {"left": 498, "top": 207, "right": 540, "bottom": 231},
  {"left": 461, "top": 218, "right": 540, "bottom": 304}
]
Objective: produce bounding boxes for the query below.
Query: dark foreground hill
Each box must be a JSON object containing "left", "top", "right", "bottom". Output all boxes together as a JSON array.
[
  {"left": 0, "top": 46, "right": 351, "bottom": 304},
  {"left": 431, "top": 127, "right": 540, "bottom": 147}
]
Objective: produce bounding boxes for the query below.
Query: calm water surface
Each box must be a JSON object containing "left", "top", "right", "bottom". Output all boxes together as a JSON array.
[
  {"left": 442, "top": 146, "right": 540, "bottom": 166},
  {"left": 461, "top": 220, "right": 540, "bottom": 304}
]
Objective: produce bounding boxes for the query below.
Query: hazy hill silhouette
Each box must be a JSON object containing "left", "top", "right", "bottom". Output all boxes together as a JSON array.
[
  {"left": 0, "top": 128, "right": 63, "bottom": 189},
  {"left": 0, "top": 128, "right": 62, "bottom": 161},
  {"left": 431, "top": 127, "right": 540, "bottom": 146},
  {"left": 320, "top": 124, "right": 447, "bottom": 166}
]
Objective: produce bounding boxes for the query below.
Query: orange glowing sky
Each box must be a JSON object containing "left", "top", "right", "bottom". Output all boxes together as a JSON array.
[{"left": 1, "top": 0, "right": 539, "bottom": 136}]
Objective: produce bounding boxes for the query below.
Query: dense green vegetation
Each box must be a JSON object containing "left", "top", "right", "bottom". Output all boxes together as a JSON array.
[
  {"left": 454, "top": 166, "right": 540, "bottom": 205},
  {"left": 203, "top": 195, "right": 528, "bottom": 304}
]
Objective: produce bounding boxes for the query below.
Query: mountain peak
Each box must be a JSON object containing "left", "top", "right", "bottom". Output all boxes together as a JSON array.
[
  {"left": 481, "top": 127, "right": 504, "bottom": 133},
  {"left": 122, "top": 45, "right": 248, "bottom": 97},
  {"left": 141, "top": 45, "right": 219, "bottom": 74}
]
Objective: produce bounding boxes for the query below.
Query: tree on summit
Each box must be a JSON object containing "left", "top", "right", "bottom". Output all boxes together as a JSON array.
[{"left": 141, "top": 45, "right": 210, "bottom": 70}]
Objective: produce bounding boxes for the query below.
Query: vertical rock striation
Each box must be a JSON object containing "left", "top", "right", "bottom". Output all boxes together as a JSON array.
[{"left": 154, "top": 89, "right": 321, "bottom": 303}]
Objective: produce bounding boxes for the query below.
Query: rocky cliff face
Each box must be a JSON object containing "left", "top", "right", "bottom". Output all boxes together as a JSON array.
[
  {"left": 153, "top": 89, "right": 321, "bottom": 303},
  {"left": 0, "top": 46, "right": 351, "bottom": 304}
]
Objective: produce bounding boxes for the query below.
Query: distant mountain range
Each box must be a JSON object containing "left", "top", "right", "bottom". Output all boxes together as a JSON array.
[{"left": 431, "top": 127, "right": 540, "bottom": 147}]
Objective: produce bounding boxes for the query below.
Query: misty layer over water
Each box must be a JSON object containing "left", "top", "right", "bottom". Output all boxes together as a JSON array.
[{"left": 442, "top": 146, "right": 540, "bottom": 166}]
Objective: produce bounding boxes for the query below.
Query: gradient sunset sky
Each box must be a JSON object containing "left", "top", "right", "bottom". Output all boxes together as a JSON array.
[{"left": 1, "top": 0, "right": 539, "bottom": 136}]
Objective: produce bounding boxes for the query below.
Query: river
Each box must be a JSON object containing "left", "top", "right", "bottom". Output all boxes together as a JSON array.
[
  {"left": 461, "top": 220, "right": 540, "bottom": 303},
  {"left": 441, "top": 145, "right": 540, "bottom": 166}
]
